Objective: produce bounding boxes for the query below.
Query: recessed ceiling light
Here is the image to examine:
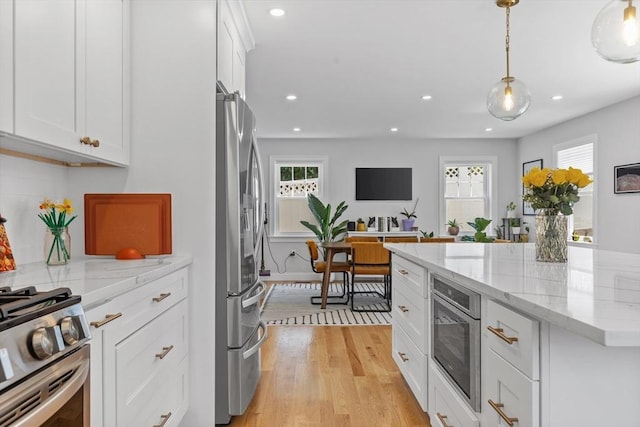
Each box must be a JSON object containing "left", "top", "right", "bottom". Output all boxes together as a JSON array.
[
  {"left": 269, "top": 8, "right": 285, "bottom": 17},
  {"left": 390, "top": 127, "right": 399, "bottom": 132},
  {"left": 285, "top": 94, "right": 297, "bottom": 101},
  {"left": 421, "top": 95, "right": 432, "bottom": 100},
  {"left": 485, "top": 127, "right": 493, "bottom": 132},
  {"left": 293, "top": 127, "right": 301, "bottom": 132},
  {"left": 551, "top": 95, "right": 563, "bottom": 101}
]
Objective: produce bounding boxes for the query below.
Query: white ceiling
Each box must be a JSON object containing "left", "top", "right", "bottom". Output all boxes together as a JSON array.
[{"left": 242, "top": 0, "right": 640, "bottom": 140}]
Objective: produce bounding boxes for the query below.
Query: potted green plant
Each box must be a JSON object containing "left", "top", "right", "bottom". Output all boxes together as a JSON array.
[
  {"left": 506, "top": 201, "right": 517, "bottom": 218},
  {"left": 401, "top": 198, "right": 419, "bottom": 231},
  {"left": 446, "top": 219, "right": 460, "bottom": 236},
  {"left": 509, "top": 218, "right": 521, "bottom": 235},
  {"left": 356, "top": 218, "right": 366, "bottom": 231},
  {"left": 300, "top": 194, "right": 349, "bottom": 245},
  {"left": 461, "top": 217, "right": 493, "bottom": 242}
]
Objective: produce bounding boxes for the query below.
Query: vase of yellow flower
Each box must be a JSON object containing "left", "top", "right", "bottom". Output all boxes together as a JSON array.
[
  {"left": 522, "top": 167, "right": 592, "bottom": 262},
  {"left": 38, "top": 198, "right": 77, "bottom": 265}
]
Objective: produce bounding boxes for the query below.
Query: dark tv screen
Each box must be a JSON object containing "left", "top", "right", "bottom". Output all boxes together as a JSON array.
[{"left": 355, "top": 168, "right": 412, "bottom": 200}]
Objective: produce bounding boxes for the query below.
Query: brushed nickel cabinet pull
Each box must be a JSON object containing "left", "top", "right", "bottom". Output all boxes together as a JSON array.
[
  {"left": 398, "top": 352, "right": 409, "bottom": 362},
  {"left": 487, "top": 326, "right": 519, "bottom": 345},
  {"left": 488, "top": 399, "right": 519, "bottom": 426},
  {"left": 153, "top": 412, "right": 172, "bottom": 427},
  {"left": 152, "top": 292, "right": 172, "bottom": 302},
  {"left": 90, "top": 313, "right": 122, "bottom": 328},
  {"left": 398, "top": 305, "right": 409, "bottom": 313},
  {"left": 436, "top": 412, "right": 454, "bottom": 427},
  {"left": 155, "top": 345, "right": 174, "bottom": 360}
]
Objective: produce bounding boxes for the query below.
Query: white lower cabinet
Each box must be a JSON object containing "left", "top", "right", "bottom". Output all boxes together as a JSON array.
[
  {"left": 483, "top": 349, "right": 539, "bottom": 427},
  {"left": 85, "top": 267, "right": 189, "bottom": 427},
  {"left": 429, "top": 362, "right": 479, "bottom": 427},
  {"left": 392, "top": 323, "right": 428, "bottom": 410}
]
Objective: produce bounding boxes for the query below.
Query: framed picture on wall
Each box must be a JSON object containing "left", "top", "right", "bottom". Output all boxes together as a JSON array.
[
  {"left": 522, "top": 159, "right": 543, "bottom": 215},
  {"left": 614, "top": 163, "right": 640, "bottom": 194}
]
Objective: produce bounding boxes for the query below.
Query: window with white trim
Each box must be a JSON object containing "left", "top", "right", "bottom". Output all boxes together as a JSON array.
[
  {"left": 271, "top": 158, "right": 326, "bottom": 235},
  {"left": 440, "top": 158, "right": 495, "bottom": 234},
  {"left": 555, "top": 136, "right": 595, "bottom": 242}
]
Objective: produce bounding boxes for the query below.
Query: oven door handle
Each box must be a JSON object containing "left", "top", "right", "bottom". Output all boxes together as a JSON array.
[{"left": 11, "top": 350, "right": 90, "bottom": 427}]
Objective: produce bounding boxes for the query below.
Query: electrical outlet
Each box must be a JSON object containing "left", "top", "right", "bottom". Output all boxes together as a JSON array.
[{"left": 289, "top": 250, "right": 296, "bottom": 257}]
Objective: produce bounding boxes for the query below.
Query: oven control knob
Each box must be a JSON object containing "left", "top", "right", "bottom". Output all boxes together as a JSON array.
[
  {"left": 60, "top": 317, "right": 80, "bottom": 345},
  {"left": 31, "top": 326, "right": 64, "bottom": 360}
]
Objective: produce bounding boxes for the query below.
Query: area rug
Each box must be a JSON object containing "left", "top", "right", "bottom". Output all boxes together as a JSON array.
[{"left": 261, "top": 282, "right": 392, "bottom": 326}]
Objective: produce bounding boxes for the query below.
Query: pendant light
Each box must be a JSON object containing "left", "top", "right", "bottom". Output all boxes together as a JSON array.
[
  {"left": 592, "top": 0, "right": 640, "bottom": 63},
  {"left": 487, "top": 0, "right": 531, "bottom": 121}
]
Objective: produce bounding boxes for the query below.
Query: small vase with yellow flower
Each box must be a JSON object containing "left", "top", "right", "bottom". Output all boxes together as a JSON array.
[{"left": 38, "top": 198, "right": 77, "bottom": 265}]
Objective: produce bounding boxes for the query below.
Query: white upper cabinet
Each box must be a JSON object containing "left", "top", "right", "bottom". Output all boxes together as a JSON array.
[
  {"left": 218, "top": 0, "right": 254, "bottom": 97},
  {"left": 11, "top": 0, "right": 129, "bottom": 166}
]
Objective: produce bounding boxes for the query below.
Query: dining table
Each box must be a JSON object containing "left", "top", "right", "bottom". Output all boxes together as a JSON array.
[{"left": 319, "top": 241, "right": 352, "bottom": 309}]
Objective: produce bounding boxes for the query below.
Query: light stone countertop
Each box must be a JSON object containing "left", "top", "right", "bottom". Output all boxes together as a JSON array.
[
  {"left": 0, "top": 255, "right": 193, "bottom": 310},
  {"left": 384, "top": 242, "right": 640, "bottom": 347}
]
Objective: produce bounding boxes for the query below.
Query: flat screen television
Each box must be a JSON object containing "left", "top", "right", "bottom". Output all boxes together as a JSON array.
[{"left": 355, "top": 168, "right": 412, "bottom": 200}]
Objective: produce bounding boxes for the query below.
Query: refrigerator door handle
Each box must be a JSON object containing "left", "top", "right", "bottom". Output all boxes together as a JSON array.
[
  {"left": 243, "top": 321, "right": 268, "bottom": 360},
  {"left": 241, "top": 281, "right": 266, "bottom": 309},
  {"left": 252, "top": 140, "right": 265, "bottom": 262}
]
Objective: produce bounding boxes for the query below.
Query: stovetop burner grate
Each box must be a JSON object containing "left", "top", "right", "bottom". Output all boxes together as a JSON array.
[{"left": 0, "top": 287, "right": 79, "bottom": 332}]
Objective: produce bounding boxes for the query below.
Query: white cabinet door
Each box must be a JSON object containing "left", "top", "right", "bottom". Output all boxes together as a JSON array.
[
  {"left": 0, "top": 0, "right": 13, "bottom": 133},
  {"left": 218, "top": 0, "right": 247, "bottom": 96},
  {"left": 429, "top": 363, "right": 479, "bottom": 427},
  {"left": 484, "top": 349, "right": 539, "bottom": 427},
  {"left": 13, "top": 0, "right": 129, "bottom": 165}
]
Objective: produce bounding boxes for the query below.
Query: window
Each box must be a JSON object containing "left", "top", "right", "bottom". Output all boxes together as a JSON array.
[
  {"left": 271, "top": 158, "right": 326, "bottom": 236},
  {"left": 440, "top": 157, "right": 496, "bottom": 234},
  {"left": 555, "top": 136, "right": 595, "bottom": 242}
]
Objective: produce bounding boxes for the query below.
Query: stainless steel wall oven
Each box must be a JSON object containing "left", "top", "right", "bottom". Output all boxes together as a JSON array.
[
  {"left": 0, "top": 287, "right": 90, "bottom": 427},
  {"left": 431, "top": 274, "right": 481, "bottom": 412}
]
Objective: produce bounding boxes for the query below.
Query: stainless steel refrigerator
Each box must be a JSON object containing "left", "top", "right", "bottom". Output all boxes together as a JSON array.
[{"left": 215, "top": 87, "right": 267, "bottom": 424}]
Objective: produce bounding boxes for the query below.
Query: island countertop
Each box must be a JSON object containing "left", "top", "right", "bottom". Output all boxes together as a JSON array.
[
  {"left": 0, "top": 255, "right": 193, "bottom": 309},
  {"left": 384, "top": 242, "right": 640, "bottom": 347}
]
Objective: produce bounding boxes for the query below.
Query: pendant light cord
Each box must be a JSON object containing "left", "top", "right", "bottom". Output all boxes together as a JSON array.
[{"left": 505, "top": 6, "right": 511, "bottom": 80}]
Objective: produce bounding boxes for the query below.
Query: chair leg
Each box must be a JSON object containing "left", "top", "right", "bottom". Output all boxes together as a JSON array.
[
  {"left": 350, "top": 274, "right": 391, "bottom": 313},
  {"left": 310, "top": 272, "right": 349, "bottom": 305}
]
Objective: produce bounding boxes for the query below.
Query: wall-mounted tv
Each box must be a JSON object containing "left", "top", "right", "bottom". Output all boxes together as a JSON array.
[{"left": 355, "top": 168, "right": 412, "bottom": 200}]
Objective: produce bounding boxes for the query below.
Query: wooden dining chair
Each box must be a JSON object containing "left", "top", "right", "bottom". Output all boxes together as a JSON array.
[
  {"left": 306, "top": 240, "right": 351, "bottom": 305},
  {"left": 420, "top": 237, "right": 455, "bottom": 243},
  {"left": 349, "top": 242, "right": 391, "bottom": 312},
  {"left": 385, "top": 236, "right": 419, "bottom": 243}
]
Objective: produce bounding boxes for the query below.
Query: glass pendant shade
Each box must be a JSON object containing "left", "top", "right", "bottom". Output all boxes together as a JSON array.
[
  {"left": 487, "top": 77, "right": 531, "bottom": 121},
  {"left": 592, "top": 0, "right": 640, "bottom": 63}
]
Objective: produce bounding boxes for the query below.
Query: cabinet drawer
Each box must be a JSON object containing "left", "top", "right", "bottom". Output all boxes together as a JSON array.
[
  {"left": 484, "top": 349, "right": 539, "bottom": 427},
  {"left": 392, "top": 324, "right": 428, "bottom": 411},
  {"left": 392, "top": 255, "right": 426, "bottom": 297},
  {"left": 486, "top": 299, "right": 539, "bottom": 380},
  {"left": 392, "top": 283, "right": 428, "bottom": 353},
  {"left": 116, "top": 299, "right": 188, "bottom": 425},
  {"left": 429, "top": 362, "right": 479, "bottom": 427}
]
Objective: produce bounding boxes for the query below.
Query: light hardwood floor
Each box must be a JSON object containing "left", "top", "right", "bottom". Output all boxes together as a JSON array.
[{"left": 229, "top": 325, "right": 432, "bottom": 426}]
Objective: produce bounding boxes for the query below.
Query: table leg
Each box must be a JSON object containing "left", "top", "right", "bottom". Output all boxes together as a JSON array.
[{"left": 321, "top": 247, "right": 335, "bottom": 309}]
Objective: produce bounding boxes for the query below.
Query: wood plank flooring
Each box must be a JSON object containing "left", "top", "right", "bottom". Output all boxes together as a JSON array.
[{"left": 229, "top": 325, "right": 432, "bottom": 427}]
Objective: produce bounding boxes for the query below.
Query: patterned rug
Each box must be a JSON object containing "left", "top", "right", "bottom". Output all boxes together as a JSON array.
[{"left": 261, "top": 282, "right": 391, "bottom": 326}]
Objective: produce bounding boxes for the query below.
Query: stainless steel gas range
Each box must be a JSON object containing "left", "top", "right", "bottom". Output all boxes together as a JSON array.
[{"left": 0, "top": 286, "right": 91, "bottom": 426}]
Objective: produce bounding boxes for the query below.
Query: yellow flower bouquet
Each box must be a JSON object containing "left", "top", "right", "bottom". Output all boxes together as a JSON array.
[
  {"left": 38, "top": 198, "right": 77, "bottom": 264},
  {"left": 522, "top": 167, "right": 592, "bottom": 215}
]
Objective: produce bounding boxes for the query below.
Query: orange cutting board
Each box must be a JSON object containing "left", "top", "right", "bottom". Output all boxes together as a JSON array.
[{"left": 84, "top": 194, "right": 172, "bottom": 255}]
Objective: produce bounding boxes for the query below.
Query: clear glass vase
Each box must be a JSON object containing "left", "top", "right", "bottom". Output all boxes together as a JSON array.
[
  {"left": 44, "top": 227, "right": 71, "bottom": 265},
  {"left": 535, "top": 210, "right": 567, "bottom": 263}
]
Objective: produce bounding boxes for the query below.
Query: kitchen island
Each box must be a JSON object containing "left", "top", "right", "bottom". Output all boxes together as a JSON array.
[
  {"left": 0, "top": 255, "right": 192, "bottom": 427},
  {"left": 385, "top": 242, "right": 640, "bottom": 427}
]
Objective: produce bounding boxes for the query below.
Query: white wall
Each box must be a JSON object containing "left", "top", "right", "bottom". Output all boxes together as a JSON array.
[
  {"left": 518, "top": 96, "right": 640, "bottom": 254},
  {"left": 258, "top": 137, "right": 519, "bottom": 280}
]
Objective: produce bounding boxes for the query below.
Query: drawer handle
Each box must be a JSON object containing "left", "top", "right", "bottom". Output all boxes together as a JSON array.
[
  {"left": 79, "top": 136, "right": 99, "bottom": 147},
  {"left": 155, "top": 345, "right": 175, "bottom": 360},
  {"left": 90, "top": 313, "right": 122, "bottom": 328},
  {"left": 488, "top": 399, "right": 519, "bottom": 426},
  {"left": 397, "top": 351, "right": 409, "bottom": 362},
  {"left": 398, "top": 305, "right": 409, "bottom": 313},
  {"left": 487, "top": 326, "right": 519, "bottom": 345},
  {"left": 436, "top": 412, "right": 454, "bottom": 427},
  {"left": 153, "top": 412, "right": 172, "bottom": 427},
  {"left": 399, "top": 269, "right": 409, "bottom": 275},
  {"left": 152, "top": 292, "right": 172, "bottom": 302}
]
